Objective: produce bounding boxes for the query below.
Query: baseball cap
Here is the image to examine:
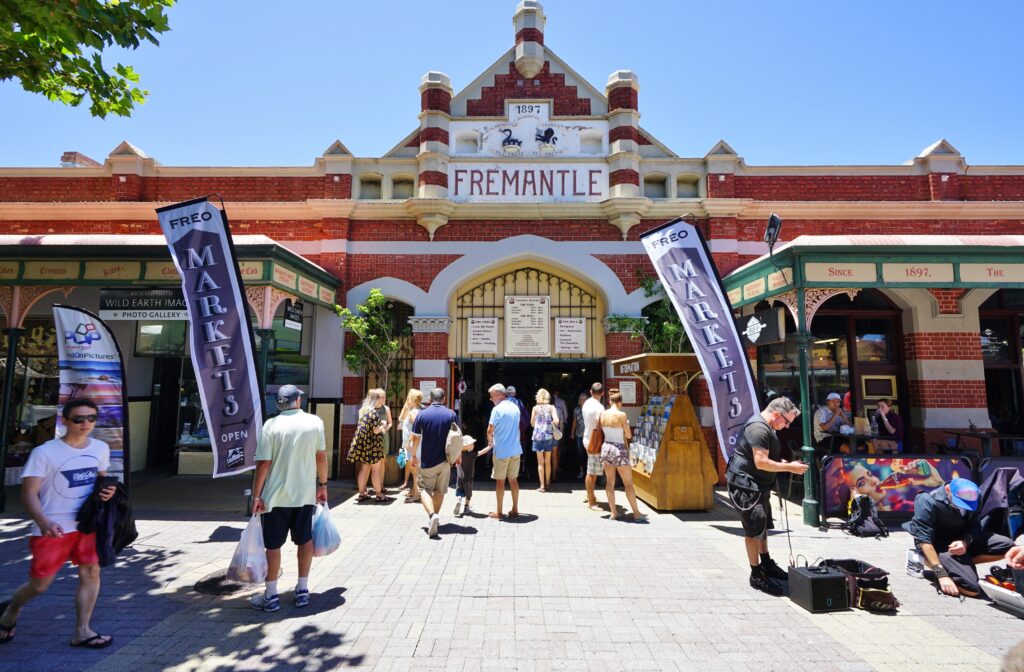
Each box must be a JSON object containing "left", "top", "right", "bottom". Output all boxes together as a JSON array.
[
  {"left": 276, "top": 384, "right": 304, "bottom": 405},
  {"left": 826, "top": 392, "right": 842, "bottom": 401},
  {"left": 506, "top": 385, "right": 517, "bottom": 395},
  {"left": 948, "top": 477, "right": 980, "bottom": 511}
]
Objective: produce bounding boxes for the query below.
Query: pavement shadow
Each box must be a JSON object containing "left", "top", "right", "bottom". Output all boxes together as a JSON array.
[
  {"left": 201, "top": 622, "right": 364, "bottom": 672},
  {"left": 709, "top": 523, "right": 792, "bottom": 538},
  {"left": 502, "top": 513, "right": 539, "bottom": 524},
  {"left": 196, "top": 525, "right": 244, "bottom": 544},
  {"left": 436, "top": 523, "right": 478, "bottom": 536}
]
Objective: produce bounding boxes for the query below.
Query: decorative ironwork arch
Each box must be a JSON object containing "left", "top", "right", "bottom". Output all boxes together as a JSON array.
[{"left": 455, "top": 267, "right": 598, "bottom": 360}]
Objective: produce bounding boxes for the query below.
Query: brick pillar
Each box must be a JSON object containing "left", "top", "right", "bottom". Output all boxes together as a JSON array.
[
  {"left": 417, "top": 72, "right": 452, "bottom": 200},
  {"left": 409, "top": 317, "right": 452, "bottom": 397},
  {"left": 606, "top": 70, "right": 641, "bottom": 199},
  {"left": 928, "top": 173, "right": 963, "bottom": 201},
  {"left": 513, "top": 1, "right": 546, "bottom": 78},
  {"left": 603, "top": 319, "right": 644, "bottom": 410},
  {"left": 904, "top": 331, "right": 989, "bottom": 453},
  {"left": 340, "top": 331, "right": 363, "bottom": 479}
]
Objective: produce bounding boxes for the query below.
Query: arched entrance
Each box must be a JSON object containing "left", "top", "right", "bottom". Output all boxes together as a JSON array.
[
  {"left": 451, "top": 263, "right": 606, "bottom": 476},
  {"left": 980, "top": 289, "right": 1024, "bottom": 436}
]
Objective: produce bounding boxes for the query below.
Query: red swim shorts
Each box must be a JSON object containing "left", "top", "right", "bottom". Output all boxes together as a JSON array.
[{"left": 29, "top": 531, "right": 99, "bottom": 578}]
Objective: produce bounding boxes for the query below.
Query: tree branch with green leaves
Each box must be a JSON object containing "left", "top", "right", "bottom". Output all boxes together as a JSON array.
[
  {"left": 606, "top": 273, "right": 690, "bottom": 353},
  {"left": 0, "top": 1, "right": 174, "bottom": 118},
  {"left": 334, "top": 289, "right": 410, "bottom": 402}
]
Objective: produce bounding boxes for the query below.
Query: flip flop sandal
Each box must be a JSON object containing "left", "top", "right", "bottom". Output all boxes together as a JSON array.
[
  {"left": 375, "top": 495, "right": 394, "bottom": 503},
  {"left": 356, "top": 492, "right": 371, "bottom": 502},
  {"left": 70, "top": 634, "right": 113, "bottom": 649},
  {"left": 0, "top": 601, "right": 14, "bottom": 644}
]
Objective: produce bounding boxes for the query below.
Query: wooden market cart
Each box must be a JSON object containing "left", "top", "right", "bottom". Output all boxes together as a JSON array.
[{"left": 610, "top": 353, "right": 718, "bottom": 511}]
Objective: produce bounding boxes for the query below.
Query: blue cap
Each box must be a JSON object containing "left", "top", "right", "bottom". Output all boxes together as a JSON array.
[
  {"left": 276, "top": 384, "right": 303, "bottom": 406},
  {"left": 948, "top": 477, "right": 979, "bottom": 511}
]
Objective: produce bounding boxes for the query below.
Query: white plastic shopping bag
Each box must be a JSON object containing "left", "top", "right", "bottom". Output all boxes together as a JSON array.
[
  {"left": 312, "top": 503, "right": 341, "bottom": 557},
  {"left": 227, "top": 515, "right": 268, "bottom": 583}
]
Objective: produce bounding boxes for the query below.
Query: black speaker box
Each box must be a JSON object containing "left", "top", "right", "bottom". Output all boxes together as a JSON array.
[{"left": 788, "top": 565, "right": 849, "bottom": 613}]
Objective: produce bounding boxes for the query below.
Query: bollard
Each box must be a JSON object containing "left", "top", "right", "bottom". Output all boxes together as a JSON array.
[
  {"left": 244, "top": 488, "right": 253, "bottom": 517},
  {"left": 801, "top": 446, "right": 820, "bottom": 527}
]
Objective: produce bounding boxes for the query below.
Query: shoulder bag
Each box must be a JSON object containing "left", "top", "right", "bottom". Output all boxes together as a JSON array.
[{"left": 586, "top": 424, "right": 604, "bottom": 455}]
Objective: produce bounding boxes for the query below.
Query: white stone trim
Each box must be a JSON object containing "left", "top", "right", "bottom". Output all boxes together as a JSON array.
[
  {"left": 904, "top": 360, "right": 986, "bottom": 381},
  {"left": 408, "top": 316, "right": 452, "bottom": 333},
  {"left": 413, "top": 359, "right": 449, "bottom": 378},
  {"left": 910, "top": 408, "right": 992, "bottom": 429}
]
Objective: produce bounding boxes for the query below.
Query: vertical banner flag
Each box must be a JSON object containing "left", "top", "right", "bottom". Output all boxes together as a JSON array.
[
  {"left": 640, "top": 217, "right": 760, "bottom": 461},
  {"left": 53, "top": 305, "right": 131, "bottom": 485},
  {"left": 157, "top": 198, "right": 262, "bottom": 477}
]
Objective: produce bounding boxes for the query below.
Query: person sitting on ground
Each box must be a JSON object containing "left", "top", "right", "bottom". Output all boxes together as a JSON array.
[
  {"left": 813, "top": 392, "right": 851, "bottom": 453},
  {"left": 902, "top": 477, "right": 1015, "bottom": 598},
  {"left": 599, "top": 389, "right": 646, "bottom": 522}
]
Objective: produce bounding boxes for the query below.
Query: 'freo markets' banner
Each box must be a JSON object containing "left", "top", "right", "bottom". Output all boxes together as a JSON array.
[
  {"left": 156, "top": 198, "right": 262, "bottom": 477},
  {"left": 640, "top": 218, "right": 760, "bottom": 461},
  {"left": 53, "top": 305, "right": 130, "bottom": 484}
]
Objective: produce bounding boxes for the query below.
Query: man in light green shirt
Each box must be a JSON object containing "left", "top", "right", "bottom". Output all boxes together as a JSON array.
[{"left": 252, "top": 385, "right": 328, "bottom": 612}]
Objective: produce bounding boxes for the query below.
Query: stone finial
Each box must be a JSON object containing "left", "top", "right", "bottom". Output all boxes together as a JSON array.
[
  {"left": 606, "top": 70, "right": 640, "bottom": 92},
  {"left": 419, "top": 71, "right": 453, "bottom": 94},
  {"left": 514, "top": 1, "right": 546, "bottom": 78}
]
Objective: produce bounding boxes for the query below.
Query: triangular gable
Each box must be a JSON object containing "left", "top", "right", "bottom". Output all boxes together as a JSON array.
[
  {"left": 705, "top": 139, "right": 738, "bottom": 157},
  {"left": 322, "top": 140, "right": 352, "bottom": 156},
  {"left": 108, "top": 141, "right": 148, "bottom": 158},
  {"left": 917, "top": 138, "right": 961, "bottom": 158}
]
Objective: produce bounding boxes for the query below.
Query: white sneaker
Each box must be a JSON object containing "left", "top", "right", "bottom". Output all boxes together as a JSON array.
[
  {"left": 428, "top": 513, "right": 440, "bottom": 537},
  {"left": 453, "top": 497, "right": 463, "bottom": 517}
]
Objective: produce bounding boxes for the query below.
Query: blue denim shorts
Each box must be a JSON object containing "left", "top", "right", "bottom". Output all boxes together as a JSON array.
[{"left": 532, "top": 439, "right": 554, "bottom": 452}]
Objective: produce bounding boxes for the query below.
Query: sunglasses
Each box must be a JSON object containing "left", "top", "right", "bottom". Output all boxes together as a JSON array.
[{"left": 70, "top": 414, "right": 98, "bottom": 424}]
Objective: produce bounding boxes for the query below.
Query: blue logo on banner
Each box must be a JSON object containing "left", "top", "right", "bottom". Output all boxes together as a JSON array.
[
  {"left": 60, "top": 467, "right": 97, "bottom": 489},
  {"left": 64, "top": 322, "right": 101, "bottom": 346}
]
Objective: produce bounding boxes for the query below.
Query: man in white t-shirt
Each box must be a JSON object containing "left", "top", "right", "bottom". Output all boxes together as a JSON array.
[
  {"left": 582, "top": 382, "right": 605, "bottom": 511},
  {"left": 0, "top": 399, "right": 116, "bottom": 648}
]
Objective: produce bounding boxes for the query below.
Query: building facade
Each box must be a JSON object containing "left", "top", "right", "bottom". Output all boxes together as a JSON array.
[{"left": 2, "top": 1, "right": 1024, "bottom": 478}]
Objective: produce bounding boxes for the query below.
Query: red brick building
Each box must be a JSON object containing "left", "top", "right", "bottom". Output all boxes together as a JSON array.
[{"left": 2, "top": 1, "right": 1023, "bottom": 477}]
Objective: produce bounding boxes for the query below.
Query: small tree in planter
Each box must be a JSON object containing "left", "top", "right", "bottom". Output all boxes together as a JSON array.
[{"left": 334, "top": 288, "right": 410, "bottom": 403}]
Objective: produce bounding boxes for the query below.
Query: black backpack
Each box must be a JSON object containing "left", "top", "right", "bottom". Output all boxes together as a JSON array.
[
  {"left": 820, "top": 558, "right": 900, "bottom": 612},
  {"left": 845, "top": 494, "right": 888, "bottom": 538}
]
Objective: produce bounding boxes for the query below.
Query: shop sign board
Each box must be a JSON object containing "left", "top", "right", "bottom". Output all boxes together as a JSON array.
[
  {"left": 734, "top": 307, "right": 785, "bottom": 346},
  {"left": 960, "top": 263, "right": 1024, "bottom": 283},
  {"left": 768, "top": 268, "right": 793, "bottom": 291},
  {"left": 0, "top": 261, "right": 18, "bottom": 279},
  {"left": 467, "top": 317, "right": 499, "bottom": 354},
  {"left": 238, "top": 261, "right": 265, "bottom": 281},
  {"left": 298, "top": 276, "right": 317, "bottom": 299},
  {"left": 52, "top": 305, "right": 130, "bottom": 485},
  {"left": 804, "top": 262, "right": 876, "bottom": 283},
  {"left": 726, "top": 287, "right": 742, "bottom": 306},
  {"left": 742, "top": 277, "right": 766, "bottom": 301},
  {"left": 619, "top": 380, "right": 637, "bottom": 405},
  {"left": 318, "top": 286, "right": 335, "bottom": 305},
  {"left": 555, "top": 317, "right": 586, "bottom": 354},
  {"left": 449, "top": 163, "right": 608, "bottom": 203},
  {"left": 272, "top": 265, "right": 297, "bottom": 289},
  {"left": 283, "top": 300, "right": 303, "bottom": 331},
  {"left": 156, "top": 197, "right": 262, "bottom": 478},
  {"left": 640, "top": 218, "right": 760, "bottom": 461},
  {"left": 99, "top": 288, "right": 187, "bottom": 320},
  {"left": 881, "top": 262, "right": 954, "bottom": 284},
  {"left": 23, "top": 260, "right": 80, "bottom": 281},
  {"left": 504, "top": 296, "right": 550, "bottom": 357},
  {"left": 144, "top": 261, "right": 180, "bottom": 281},
  {"left": 84, "top": 261, "right": 141, "bottom": 281}
]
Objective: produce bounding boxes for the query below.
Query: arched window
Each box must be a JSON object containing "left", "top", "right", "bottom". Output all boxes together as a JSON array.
[
  {"left": 643, "top": 174, "right": 668, "bottom": 199},
  {"left": 357, "top": 174, "right": 383, "bottom": 200}
]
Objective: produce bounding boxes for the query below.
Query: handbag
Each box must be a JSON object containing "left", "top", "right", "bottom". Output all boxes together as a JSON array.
[
  {"left": 446, "top": 422, "right": 464, "bottom": 465},
  {"left": 586, "top": 425, "right": 604, "bottom": 455},
  {"left": 396, "top": 448, "right": 408, "bottom": 469},
  {"left": 820, "top": 558, "right": 900, "bottom": 612},
  {"left": 552, "top": 424, "right": 563, "bottom": 441}
]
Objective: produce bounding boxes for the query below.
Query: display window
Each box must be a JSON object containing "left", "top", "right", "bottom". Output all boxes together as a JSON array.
[{"left": 1, "top": 318, "right": 60, "bottom": 469}]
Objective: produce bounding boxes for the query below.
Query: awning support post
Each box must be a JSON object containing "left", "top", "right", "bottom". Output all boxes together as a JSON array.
[{"left": 795, "top": 287, "right": 819, "bottom": 527}]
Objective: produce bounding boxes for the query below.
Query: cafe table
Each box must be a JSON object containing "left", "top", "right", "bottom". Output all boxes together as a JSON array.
[
  {"left": 823, "top": 430, "right": 879, "bottom": 454},
  {"left": 943, "top": 430, "right": 1024, "bottom": 458}
]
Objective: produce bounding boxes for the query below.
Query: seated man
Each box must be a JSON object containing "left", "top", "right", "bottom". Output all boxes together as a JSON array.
[
  {"left": 903, "top": 477, "right": 1015, "bottom": 597},
  {"left": 813, "top": 392, "right": 850, "bottom": 453}
]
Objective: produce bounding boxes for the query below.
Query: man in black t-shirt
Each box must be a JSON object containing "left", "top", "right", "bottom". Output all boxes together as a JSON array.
[
  {"left": 725, "top": 396, "right": 808, "bottom": 595},
  {"left": 410, "top": 388, "right": 459, "bottom": 538}
]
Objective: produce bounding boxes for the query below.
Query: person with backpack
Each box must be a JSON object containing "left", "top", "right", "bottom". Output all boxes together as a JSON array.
[{"left": 725, "top": 397, "right": 808, "bottom": 596}]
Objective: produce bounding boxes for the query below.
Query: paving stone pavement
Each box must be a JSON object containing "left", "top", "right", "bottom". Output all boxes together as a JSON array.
[{"left": 0, "top": 475, "right": 1021, "bottom": 671}]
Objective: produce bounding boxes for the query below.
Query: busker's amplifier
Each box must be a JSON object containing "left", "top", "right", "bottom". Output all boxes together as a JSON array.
[{"left": 788, "top": 565, "right": 849, "bottom": 613}]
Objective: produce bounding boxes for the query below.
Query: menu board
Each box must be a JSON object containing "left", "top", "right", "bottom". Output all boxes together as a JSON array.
[
  {"left": 468, "top": 317, "right": 499, "bottom": 354},
  {"left": 630, "top": 395, "right": 676, "bottom": 475},
  {"left": 555, "top": 317, "right": 586, "bottom": 354},
  {"left": 505, "top": 296, "right": 550, "bottom": 357}
]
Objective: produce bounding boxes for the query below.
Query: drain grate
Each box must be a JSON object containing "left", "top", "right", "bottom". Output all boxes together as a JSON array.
[{"left": 194, "top": 569, "right": 257, "bottom": 596}]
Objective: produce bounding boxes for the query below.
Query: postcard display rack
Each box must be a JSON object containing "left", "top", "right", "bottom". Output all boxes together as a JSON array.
[{"left": 629, "top": 394, "right": 717, "bottom": 511}]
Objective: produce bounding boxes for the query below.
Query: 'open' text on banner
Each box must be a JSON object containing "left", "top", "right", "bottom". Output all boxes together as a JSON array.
[{"left": 156, "top": 198, "right": 262, "bottom": 477}]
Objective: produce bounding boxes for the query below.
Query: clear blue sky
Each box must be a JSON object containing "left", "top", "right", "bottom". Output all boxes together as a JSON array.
[{"left": 2, "top": 1, "right": 1022, "bottom": 168}]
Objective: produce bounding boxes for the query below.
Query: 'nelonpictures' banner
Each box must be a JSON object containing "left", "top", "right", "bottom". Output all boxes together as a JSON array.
[
  {"left": 53, "top": 305, "right": 130, "bottom": 484},
  {"left": 640, "top": 218, "right": 760, "bottom": 461},
  {"left": 157, "top": 198, "right": 262, "bottom": 477}
]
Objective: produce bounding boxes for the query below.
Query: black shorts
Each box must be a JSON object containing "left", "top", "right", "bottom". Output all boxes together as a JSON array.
[
  {"left": 261, "top": 505, "right": 315, "bottom": 550},
  {"left": 731, "top": 486, "right": 773, "bottom": 538}
]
